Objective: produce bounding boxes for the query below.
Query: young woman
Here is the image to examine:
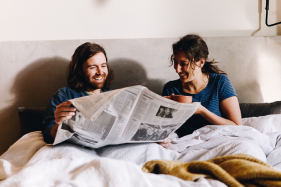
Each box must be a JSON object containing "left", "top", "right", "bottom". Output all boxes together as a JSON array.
[{"left": 159, "top": 34, "right": 242, "bottom": 149}]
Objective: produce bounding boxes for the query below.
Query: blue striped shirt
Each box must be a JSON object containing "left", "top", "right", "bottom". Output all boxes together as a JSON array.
[{"left": 162, "top": 73, "right": 237, "bottom": 137}]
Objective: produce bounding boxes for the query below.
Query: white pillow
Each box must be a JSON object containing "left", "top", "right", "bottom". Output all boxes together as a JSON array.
[{"left": 242, "top": 114, "right": 281, "bottom": 133}]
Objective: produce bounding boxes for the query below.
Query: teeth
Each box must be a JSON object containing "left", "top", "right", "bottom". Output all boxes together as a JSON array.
[{"left": 94, "top": 77, "right": 103, "bottom": 80}]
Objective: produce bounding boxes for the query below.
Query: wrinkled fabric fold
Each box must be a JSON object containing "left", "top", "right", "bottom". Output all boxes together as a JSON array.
[{"left": 143, "top": 154, "right": 281, "bottom": 187}]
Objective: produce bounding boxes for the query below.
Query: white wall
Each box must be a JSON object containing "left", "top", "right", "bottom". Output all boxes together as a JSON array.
[{"left": 0, "top": 0, "right": 280, "bottom": 41}]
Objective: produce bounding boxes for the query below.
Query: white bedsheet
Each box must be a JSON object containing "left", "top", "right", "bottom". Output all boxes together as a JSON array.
[
  {"left": 1, "top": 114, "right": 281, "bottom": 187},
  {"left": 0, "top": 132, "right": 226, "bottom": 187}
]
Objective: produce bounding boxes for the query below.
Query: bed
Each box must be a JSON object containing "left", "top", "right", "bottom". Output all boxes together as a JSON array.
[{"left": 0, "top": 102, "right": 281, "bottom": 187}]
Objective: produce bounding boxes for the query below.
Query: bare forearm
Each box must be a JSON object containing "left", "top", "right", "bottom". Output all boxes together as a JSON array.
[{"left": 197, "top": 106, "right": 239, "bottom": 126}]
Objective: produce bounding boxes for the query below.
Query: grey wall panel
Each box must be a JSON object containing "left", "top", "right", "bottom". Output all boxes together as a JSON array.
[{"left": 0, "top": 36, "right": 281, "bottom": 154}]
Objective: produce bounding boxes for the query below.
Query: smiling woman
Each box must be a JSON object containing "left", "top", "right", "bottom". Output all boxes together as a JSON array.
[{"left": 161, "top": 34, "right": 242, "bottom": 141}]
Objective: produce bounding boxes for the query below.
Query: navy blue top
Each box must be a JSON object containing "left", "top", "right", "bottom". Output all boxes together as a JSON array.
[
  {"left": 41, "top": 86, "right": 111, "bottom": 143},
  {"left": 162, "top": 73, "right": 237, "bottom": 137}
]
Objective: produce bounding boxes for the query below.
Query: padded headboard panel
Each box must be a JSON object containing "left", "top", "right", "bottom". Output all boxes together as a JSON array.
[
  {"left": 17, "top": 107, "right": 47, "bottom": 136},
  {"left": 18, "top": 101, "right": 281, "bottom": 136},
  {"left": 2, "top": 36, "right": 281, "bottom": 156},
  {"left": 239, "top": 101, "right": 281, "bottom": 118}
]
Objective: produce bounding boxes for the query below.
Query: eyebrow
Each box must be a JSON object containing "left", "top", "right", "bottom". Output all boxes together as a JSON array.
[
  {"left": 174, "top": 59, "right": 189, "bottom": 63},
  {"left": 88, "top": 63, "right": 107, "bottom": 67},
  {"left": 88, "top": 65, "right": 97, "bottom": 67}
]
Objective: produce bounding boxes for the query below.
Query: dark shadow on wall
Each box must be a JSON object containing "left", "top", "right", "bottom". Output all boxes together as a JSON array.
[
  {"left": 92, "top": 0, "right": 108, "bottom": 6},
  {"left": 109, "top": 58, "right": 165, "bottom": 95},
  {"left": 0, "top": 57, "right": 69, "bottom": 154}
]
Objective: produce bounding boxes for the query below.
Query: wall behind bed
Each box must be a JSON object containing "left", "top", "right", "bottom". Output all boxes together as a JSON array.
[{"left": 0, "top": 0, "right": 281, "bottom": 154}]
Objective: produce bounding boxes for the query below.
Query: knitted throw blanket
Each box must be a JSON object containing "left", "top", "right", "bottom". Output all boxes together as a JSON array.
[{"left": 142, "top": 154, "right": 281, "bottom": 187}]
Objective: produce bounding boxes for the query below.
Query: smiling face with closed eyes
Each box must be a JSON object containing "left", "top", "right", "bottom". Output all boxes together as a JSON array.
[
  {"left": 173, "top": 51, "right": 204, "bottom": 84},
  {"left": 81, "top": 52, "right": 108, "bottom": 93}
]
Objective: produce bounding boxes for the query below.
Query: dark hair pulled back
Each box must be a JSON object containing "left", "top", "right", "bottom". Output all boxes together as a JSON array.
[{"left": 171, "top": 34, "right": 226, "bottom": 75}]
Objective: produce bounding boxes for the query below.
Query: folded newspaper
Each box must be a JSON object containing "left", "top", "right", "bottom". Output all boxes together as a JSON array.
[{"left": 53, "top": 85, "right": 200, "bottom": 148}]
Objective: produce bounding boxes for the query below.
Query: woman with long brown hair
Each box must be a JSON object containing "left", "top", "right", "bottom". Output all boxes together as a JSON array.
[{"left": 160, "top": 34, "right": 242, "bottom": 148}]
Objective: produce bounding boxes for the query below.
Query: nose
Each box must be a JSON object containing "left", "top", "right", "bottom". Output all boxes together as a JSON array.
[
  {"left": 174, "top": 63, "right": 181, "bottom": 73},
  {"left": 96, "top": 67, "right": 102, "bottom": 75}
]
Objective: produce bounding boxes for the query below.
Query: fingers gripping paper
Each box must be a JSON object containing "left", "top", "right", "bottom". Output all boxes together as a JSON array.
[{"left": 53, "top": 85, "right": 200, "bottom": 149}]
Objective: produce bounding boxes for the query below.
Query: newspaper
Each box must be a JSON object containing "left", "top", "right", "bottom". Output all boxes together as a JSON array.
[{"left": 53, "top": 85, "right": 200, "bottom": 148}]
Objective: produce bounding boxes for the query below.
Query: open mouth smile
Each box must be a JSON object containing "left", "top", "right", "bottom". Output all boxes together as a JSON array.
[
  {"left": 179, "top": 73, "right": 187, "bottom": 77},
  {"left": 94, "top": 77, "right": 103, "bottom": 80}
]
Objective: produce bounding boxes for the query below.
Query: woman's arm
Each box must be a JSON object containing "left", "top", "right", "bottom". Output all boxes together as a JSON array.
[
  {"left": 196, "top": 96, "right": 242, "bottom": 126},
  {"left": 158, "top": 138, "right": 172, "bottom": 149}
]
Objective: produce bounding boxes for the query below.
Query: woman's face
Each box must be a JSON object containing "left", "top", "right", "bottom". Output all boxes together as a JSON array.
[{"left": 173, "top": 51, "right": 202, "bottom": 83}]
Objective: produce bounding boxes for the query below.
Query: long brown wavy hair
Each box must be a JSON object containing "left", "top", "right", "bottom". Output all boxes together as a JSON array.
[
  {"left": 67, "top": 42, "right": 114, "bottom": 91},
  {"left": 170, "top": 34, "right": 226, "bottom": 75}
]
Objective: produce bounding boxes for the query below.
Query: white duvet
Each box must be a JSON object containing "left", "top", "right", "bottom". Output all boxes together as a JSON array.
[{"left": 1, "top": 114, "right": 281, "bottom": 187}]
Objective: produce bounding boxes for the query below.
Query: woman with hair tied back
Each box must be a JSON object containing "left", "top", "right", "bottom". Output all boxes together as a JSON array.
[{"left": 159, "top": 34, "right": 242, "bottom": 149}]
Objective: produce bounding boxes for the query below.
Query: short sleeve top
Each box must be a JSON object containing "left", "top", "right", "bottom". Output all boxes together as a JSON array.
[{"left": 162, "top": 73, "right": 237, "bottom": 137}]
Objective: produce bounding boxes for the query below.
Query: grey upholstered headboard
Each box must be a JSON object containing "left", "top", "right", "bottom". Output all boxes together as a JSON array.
[
  {"left": 17, "top": 101, "right": 281, "bottom": 137},
  {"left": 239, "top": 101, "right": 281, "bottom": 118}
]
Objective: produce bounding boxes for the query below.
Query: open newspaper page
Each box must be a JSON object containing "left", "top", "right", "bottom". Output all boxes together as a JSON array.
[
  {"left": 53, "top": 85, "right": 199, "bottom": 148},
  {"left": 53, "top": 86, "right": 144, "bottom": 148},
  {"left": 122, "top": 87, "right": 200, "bottom": 143}
]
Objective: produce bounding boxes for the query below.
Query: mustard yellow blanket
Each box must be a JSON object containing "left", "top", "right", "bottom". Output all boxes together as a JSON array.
[{"left": 142, "top": 154, "right": 281, "bottom": 187}]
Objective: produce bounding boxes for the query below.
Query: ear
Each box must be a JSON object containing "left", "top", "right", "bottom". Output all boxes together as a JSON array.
[{"left": 199, "top": 58, "right": 205, "bottom": 68}]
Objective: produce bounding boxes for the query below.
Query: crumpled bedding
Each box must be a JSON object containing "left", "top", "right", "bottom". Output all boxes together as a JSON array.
[
  {"left": 0, "top": 114, "right": 281, "bottom": 187},
  {"left": 143, "top": 154, "right": 281, "bottom": 187}
]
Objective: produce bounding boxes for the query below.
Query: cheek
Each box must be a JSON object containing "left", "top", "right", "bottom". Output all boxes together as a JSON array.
[
  {"left": 193, "top": 66, "right": 202, "bottom": 74},
  {"left": 180, "top": 66, "right": 188, "bottom": 73},
  {"left": 87, "top": 70, "right": 97, "bottom": 77},
  {"left": 103, "top": 68, "right": 109, "bottom": 75}
]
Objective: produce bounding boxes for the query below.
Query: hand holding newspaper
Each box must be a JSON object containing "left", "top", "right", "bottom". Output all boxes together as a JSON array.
[{"left": 53, "top": 85, "right": 200, "bottom": 148}]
